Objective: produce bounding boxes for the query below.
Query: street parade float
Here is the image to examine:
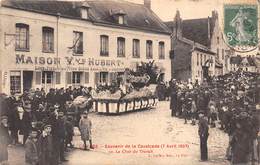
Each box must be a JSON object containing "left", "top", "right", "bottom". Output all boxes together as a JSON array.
[
  {"left": 91, "top": 86, "right": 158, "bottom": 114},
  {"left": 91, "top": 61, "right": 161, "bottom": 114}
]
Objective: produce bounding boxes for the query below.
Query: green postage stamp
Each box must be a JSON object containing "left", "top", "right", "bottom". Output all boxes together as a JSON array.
[{"left": 224, "top": 4, "right": 258, "bottom": 52}]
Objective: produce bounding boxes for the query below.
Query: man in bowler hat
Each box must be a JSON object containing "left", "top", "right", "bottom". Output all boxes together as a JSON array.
[{"left": 198, "top": 112, "right": 209, "bottom": 161}]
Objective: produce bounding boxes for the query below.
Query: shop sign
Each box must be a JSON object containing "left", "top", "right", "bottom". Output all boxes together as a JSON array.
[
  {"left": 16, "top": 54, "right": 60, "bottom": 65},
  {"left": 34, "top": 66, "right": 125, "bottom": 72},
  {"left": 16, "top": 54, "right": 125, "bottom": 71}
]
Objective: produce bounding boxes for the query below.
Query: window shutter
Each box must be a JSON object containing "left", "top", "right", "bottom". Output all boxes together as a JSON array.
[
  {"left": 94, "top": 72, "right": 100, "bottom": 85},
  {"left": 35, "top": 72, "right": 41, "bottom": 85},
  {"left": 55, "top": 72, "right": 61, "bottom": 84},
  {"left": 66, "top": 72, "right": 72, "bottom": 84},
  {"left": 84, "top": 72, "right": 89, "bottom": 84}
]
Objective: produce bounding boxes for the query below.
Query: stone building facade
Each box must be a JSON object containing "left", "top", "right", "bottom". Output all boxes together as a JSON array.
[{"left": 0, "top": 0, "right": 171, "bottom": 94}]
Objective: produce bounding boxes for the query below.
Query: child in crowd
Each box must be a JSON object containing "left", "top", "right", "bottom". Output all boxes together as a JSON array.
[{"left": 25, "top": 130, "right": 39, "bottom": 165}]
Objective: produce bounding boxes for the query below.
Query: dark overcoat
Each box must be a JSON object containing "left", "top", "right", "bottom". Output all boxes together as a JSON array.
[
  {"left": 231, "top": 129, "right": 252, "bottom": 164},
  {"left": 0, "top": 124, "right": 11, "bottom": 163},
  {"left": 38, "top": 134, "right": 53, "bottom": 165},
  {"left": 170, "top": 86, "right": 178, "bottom": 110},
  {"left": 25, "top": 137, "right": 39, "bottom": 165}
]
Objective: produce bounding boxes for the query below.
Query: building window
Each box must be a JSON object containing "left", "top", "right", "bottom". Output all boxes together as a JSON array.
[
  {"left": 73, "top": 31, "right": 83, "bottom": 55},
  {"left": 10, "top": 71, "right": 21, "bottom": 94},
  {"left": 15, "top": 23, "right": 29, "bottom": 51},
  {"left": 222, "top": 49, "right": 224, "bottom": 60},
  {"left": 217, "top": 48, "right": 219, "bottom": 58},
  {"left": 146, "top": 40, "right": 153, "bottom": 59},
  {"left": 55, "top": 72, "right": 61, "bottom": 84},
  {"left": 158, "top": 41, "right": 165, "bottom": 59},
  {"left": 72, "top": 72, "right": 82, "bottom": 84},
  {"left": 100, "top": 35, "right": 109, "bottom": 56},
  {"left": 197, "top": 53, "right": 199, "bottom": 66},
  {"left": 42, "top": 71, "right": 53, "bottom": 84},
  {"left": 100, "top": 72, "right": 108, "bottom": 84},
  {"left": 117, "top": 37, "right": 125, "bottom": 57},
  {"left": 133, "top": 39, "right": 140, "bottom": 58},
  {"left": 84, "top": 72, "right": 89, "bottom": 84},
  {"left": 42, "top": 27, "right": 54, "bottom": 53}
]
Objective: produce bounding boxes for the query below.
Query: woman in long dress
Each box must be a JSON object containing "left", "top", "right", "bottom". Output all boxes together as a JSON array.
[{"left": 79, "top": 112, "right": 94, "bottom": 150}]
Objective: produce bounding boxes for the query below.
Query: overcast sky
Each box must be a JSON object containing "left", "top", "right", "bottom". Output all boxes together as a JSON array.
[
  {"left": 0, "top": 0, "right": 258, "bottom": 21},
  {"left": 127, "top": 0, "right": 258, "bottom": 21},
  {"left": 128, "top": 0, "right": 220, "bottom": 21}
]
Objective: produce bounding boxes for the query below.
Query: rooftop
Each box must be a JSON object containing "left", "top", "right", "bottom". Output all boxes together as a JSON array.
[
  {"left": 165, "top": 16, "right": 216, "bottom": 47},
  {"left": 230, "top": 56, "right": 257, "bottom": 67},
  {"left": 2, "top": 0, "right": 170, "bottom": 34}
]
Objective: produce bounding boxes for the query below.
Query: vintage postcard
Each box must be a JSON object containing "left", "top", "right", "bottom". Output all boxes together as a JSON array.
[{"left": 0, "top": 0, "right": 259, "bottom": 165}]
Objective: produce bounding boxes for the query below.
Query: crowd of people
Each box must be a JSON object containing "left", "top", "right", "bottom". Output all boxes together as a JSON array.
[
  {"left": 0, "top": 86, "right": 94, "bottom": 165},
  {"left": 168, "top": 70, "right": 260, "bottom": 164},
  {"left": 0, "top": 70, "right": 259, "bottom": 165}
]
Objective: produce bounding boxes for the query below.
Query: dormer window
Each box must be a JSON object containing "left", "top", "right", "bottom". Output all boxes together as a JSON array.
[
  {"left": 118, "top": 15, "right": 124, "bottom": 25},
  {"left": 80, "top": 2, "right": 90, "bottom": 19},
  {"left": 110, "top": 9, "right": 126, "bottom": 25},
  {"left": 81, "top": 9, "right": 88, "bottom": 19}
]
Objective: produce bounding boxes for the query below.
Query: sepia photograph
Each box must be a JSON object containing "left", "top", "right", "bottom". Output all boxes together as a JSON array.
[{"left": 0, "top": 0, "right": 259, "bottom": 164}]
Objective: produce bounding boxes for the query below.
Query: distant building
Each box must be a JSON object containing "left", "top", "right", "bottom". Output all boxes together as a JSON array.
[
  {"left": 230, "top": 56, "right": 259, "bottom": 73},
  {"left": 0, "top": 0, "right": 171, "bottom": 94},
  {"left": 165, "top": 11, "right": 231, "bottom": 83}
]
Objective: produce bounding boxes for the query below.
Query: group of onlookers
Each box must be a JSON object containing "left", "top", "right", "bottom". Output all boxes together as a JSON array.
[
  {"left": 0, "top": 86, "right": 94, "bottom": 165},
  {"left": 0, "top": 70, "right": 259, "bottom": 165},
  {"left": 168, "top": 70, "right": 260, "bottom": 164}
]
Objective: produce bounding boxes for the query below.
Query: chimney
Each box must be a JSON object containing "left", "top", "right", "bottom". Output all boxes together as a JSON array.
[
  {"left": 144, "top": 0, "right": 151, "bottom": 9},
  {"left": 174, "top": 10, "right": 182, "bottom": 38},
  {"left": 72, "top": 2, "right": 77, "bottom": 9},
  {"left": 212, "top": 10, "right": 218, "bottom": 20},
  {"left": 207, "top": 16, "right": 211, "bottom": 40}
]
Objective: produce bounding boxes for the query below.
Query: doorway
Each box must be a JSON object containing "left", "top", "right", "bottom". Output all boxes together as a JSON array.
[{"left": 23, "top": 71, "right": 33, "bottom": 91}]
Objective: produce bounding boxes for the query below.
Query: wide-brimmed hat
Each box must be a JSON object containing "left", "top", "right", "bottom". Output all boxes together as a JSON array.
[
  {"left": 238, "top": 111, "right": 249, "bottom": 119},
  {"left": 49, "top": 107, "right": 55, "bottom": 112},
  {"left": 198, "top": 111, "right": 204, "bottom": 116},
  {"left": 0, "top": 115, "right": 8, "bottom": 120}
]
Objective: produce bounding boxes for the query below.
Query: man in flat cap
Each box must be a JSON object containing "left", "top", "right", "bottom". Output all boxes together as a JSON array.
[{"left": 38, "top": 124, "right": 53, "bottom": 165}]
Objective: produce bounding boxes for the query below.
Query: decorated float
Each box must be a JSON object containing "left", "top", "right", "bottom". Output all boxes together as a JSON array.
[
  {"left": 92, "top": 86, "right": 158, "bottom": 114},
  {"left": 92, "top": 61, "right": 161, "bottom": 114}
]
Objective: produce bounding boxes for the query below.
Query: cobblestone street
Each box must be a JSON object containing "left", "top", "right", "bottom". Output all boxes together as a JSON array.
[{"left": 8, "top": 101, "right": 229, "bottom": 165}]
